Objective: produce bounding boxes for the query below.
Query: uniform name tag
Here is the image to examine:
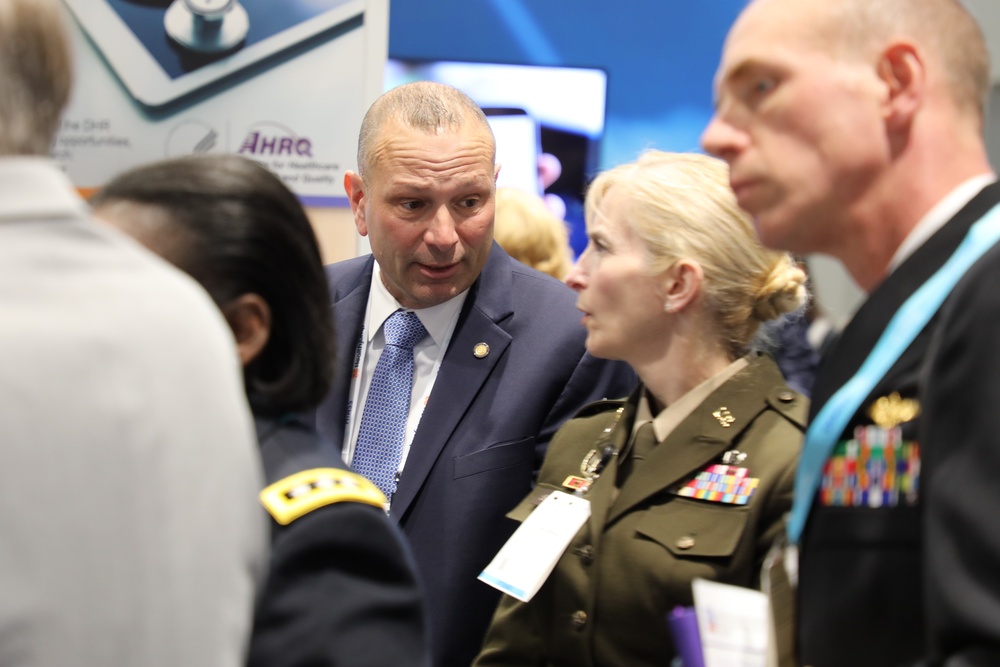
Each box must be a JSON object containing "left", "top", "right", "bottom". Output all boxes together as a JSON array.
[{"left": 478, "top": 491, "right": 591, "bottom": 602}]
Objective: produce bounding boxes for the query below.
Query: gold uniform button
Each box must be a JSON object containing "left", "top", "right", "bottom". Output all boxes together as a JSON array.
[
  {"left": 676, "top": 535, "right": 696, "bottom": 550},
  {"left": 570, "top": 610, "right": 588, "bottom": 628},
  {"left": 778, "top": 391, "right": 795, "bottom": 402}
]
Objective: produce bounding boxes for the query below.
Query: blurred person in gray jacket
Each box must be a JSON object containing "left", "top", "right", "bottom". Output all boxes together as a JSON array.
[{"left": 0, "top": 1, "right": 267, "bottom": 665}]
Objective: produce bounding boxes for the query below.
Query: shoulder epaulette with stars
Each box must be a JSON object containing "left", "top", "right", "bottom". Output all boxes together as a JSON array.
[{"left": 260, "top": 468, "right": 386, "bottom": 525}]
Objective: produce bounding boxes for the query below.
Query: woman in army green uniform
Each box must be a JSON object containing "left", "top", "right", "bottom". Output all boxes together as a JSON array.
[{"left": 474, "top": 151, "right": 808, "bottom": 667}]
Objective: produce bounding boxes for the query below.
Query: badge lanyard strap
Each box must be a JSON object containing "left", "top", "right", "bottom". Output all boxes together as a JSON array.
[{"left": 787, "top": 202, "right": 1000, "bottom": 546}]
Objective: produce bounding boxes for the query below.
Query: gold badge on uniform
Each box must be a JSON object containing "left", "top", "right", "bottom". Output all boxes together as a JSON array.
[
  {"left": 868, "top": 392, "right": 920, "bottom": 429},
  {"left": 712, "top": 406, "right": 735, "bottom": 428}
]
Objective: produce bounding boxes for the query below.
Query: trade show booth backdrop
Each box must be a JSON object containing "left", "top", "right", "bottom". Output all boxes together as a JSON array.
[{"left": 59, "top": 0, "right": 1000, "bottom": 326}]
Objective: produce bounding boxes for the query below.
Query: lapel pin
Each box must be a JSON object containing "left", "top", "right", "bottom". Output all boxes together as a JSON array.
[
  {"left": 473, "top": 342, "right": 490, "bottom": 358},
  {"left": 712, "top": 407, "right": 735, "bottom": 428}
]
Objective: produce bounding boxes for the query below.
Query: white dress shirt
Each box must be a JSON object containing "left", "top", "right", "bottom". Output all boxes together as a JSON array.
[
  {"left": 342, "top": 262, "right": 469, "bottom": 480},
  {"left": 888, "top": 173, "right": 997, "bottom": 274}
]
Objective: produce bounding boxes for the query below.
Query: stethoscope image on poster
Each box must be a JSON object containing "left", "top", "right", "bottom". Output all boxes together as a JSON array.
[
  {"left": 164, "top": 0, "right": 249, "bottom": 54},
  {"left": 61, "top": 0, "right": 365, "bottom": 111}
]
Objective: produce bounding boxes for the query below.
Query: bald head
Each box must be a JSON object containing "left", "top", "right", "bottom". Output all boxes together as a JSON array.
[
  {"left": 356, "top": 81, "right": 495, "bottom": 179},
  {"left": 741, "top": 0, "right": 989, "bottom": 121},
  {"left": 704, "top": 0, "right": 993, "bottom": 290}
]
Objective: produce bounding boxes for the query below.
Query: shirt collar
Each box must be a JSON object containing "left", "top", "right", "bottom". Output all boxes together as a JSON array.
[
  {"left": 888, "top": 173, "right": 998, "bottom": 273},
  {"left": 369, "top": 261, "right": 469, "bottom": 346},
  {"left": 636, "top": 355, "right": 751, "bottom": 442},
  {"left": 0, "top": 157, "right": 88, "bottom": 222}
]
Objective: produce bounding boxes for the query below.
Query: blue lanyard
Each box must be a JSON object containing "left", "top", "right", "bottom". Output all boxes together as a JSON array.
[{"left": 787, "top": 201, "right": 1000, "bottom": 546}]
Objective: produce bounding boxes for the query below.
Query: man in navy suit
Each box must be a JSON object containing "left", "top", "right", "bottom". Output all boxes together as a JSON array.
[{"left": 315, "top": 81, "right": 636, "bottom": 666}]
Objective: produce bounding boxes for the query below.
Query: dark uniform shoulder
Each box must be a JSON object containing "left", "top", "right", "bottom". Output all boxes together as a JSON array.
[
  {"left": 574, "top": 397, "right": 628, "bottom": 419},
  {"left": 260, "top": 467, "right": 387, "bottom": 525},
  {"left": 256, "top": 415, "right": 387, "bottom": 525}
]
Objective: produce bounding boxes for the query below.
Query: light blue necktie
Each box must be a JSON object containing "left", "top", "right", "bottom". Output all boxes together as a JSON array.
[
  {"left": 787, "top": 201, "right": 1000, "bottom": 545},
  {"left": 352, "top": 310, "right": 427, "bottom": 499}
]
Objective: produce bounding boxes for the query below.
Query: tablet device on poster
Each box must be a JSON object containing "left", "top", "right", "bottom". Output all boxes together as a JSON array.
[{"left": 61, "top": 0, "right": 364, "bottom": 110}]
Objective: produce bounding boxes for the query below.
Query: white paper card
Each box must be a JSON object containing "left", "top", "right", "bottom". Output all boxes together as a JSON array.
[
  {"left": 478, "top": 490, "right": 591, "bottom": 602},
  {"left": 692, "top": 578, "right": 769, "bottom": 667}
]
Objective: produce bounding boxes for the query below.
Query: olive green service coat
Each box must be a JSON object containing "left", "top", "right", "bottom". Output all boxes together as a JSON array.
[{"left": 474, "top": 354, "right": 806, "bottom": 667}]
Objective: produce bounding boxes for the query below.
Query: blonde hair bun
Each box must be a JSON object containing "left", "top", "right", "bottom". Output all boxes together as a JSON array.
[{"left": 753, "top": 259, "right": 808, "bottom": 322}]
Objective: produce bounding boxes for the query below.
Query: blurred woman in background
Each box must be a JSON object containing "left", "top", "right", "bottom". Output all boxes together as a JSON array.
[{"left": 493, "top": 186, "right": 574, "bottom": 280}]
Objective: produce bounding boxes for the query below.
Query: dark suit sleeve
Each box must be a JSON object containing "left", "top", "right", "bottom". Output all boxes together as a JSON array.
[
  {"left": 534, "top": 351, "right": 637, "bottom": 470},
  {"left": 248, "top": 501, "right": 430, "bottom": 667},
  {"left": 921, "top": 256, "right": 1000, "bottom": 665}
]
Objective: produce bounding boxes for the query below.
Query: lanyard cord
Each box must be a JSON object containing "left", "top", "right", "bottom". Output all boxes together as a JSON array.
[{"left": 787, "top": 202, "right": 1000, "bottom": 545}]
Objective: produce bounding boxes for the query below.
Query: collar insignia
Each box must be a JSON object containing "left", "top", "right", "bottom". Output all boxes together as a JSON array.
[{"left": 712, "top": 406, "right": 735, "bottom": 428}]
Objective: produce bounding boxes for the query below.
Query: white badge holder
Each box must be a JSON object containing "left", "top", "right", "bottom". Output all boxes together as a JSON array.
[{"left": 478, "top": 491, "right": 591, "bottom": 602}]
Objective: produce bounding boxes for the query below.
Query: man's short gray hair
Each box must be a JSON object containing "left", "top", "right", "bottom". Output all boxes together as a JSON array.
[
  {"left": 356, "top": 80, "right": 494, "bottom": 179},
  {"left": 0, "top": 0, "right": 73, "bottom": 156}
]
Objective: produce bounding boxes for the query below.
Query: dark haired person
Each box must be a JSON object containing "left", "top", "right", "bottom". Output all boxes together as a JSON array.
[{"left": 92, "top": 154, "right": 430, "bottom": 667}]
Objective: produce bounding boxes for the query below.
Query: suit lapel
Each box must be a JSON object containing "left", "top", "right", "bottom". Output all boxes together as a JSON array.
[
  {"left": 330, "top": 291, "right": 369, "bottom": 413},
  {"left": 390, "top": 244, "right": 516, "bottom": 520},
  {"left": 606, "top": 357, "right": 779, "bottom": 524}
]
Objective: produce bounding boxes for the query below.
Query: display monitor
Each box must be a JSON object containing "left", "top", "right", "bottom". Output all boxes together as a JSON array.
[{"left": 384, "top": 58, "right": 608, "bottom": 255}]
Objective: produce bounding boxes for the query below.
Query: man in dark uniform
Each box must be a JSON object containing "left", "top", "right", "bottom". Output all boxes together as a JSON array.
[
  {"left": 252, "top": 415, "right": 428, "bottom": 667},
  {"left": 703, "top": 0, "right": 1000, "bottom": 664}
]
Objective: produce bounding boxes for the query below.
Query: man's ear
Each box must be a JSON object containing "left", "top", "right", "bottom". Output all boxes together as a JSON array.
[
  {"left": 877, "top": 41, "right": 924, "bottom": 133},
  {"left": 221, "top": 293, "right": 272, "bottom": 367},
  {"left": 344, "top": 170, "right": 369, "bottom": 236},
  {"left": 661, "top": 259, "right": 704, "bottom": 313}
]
